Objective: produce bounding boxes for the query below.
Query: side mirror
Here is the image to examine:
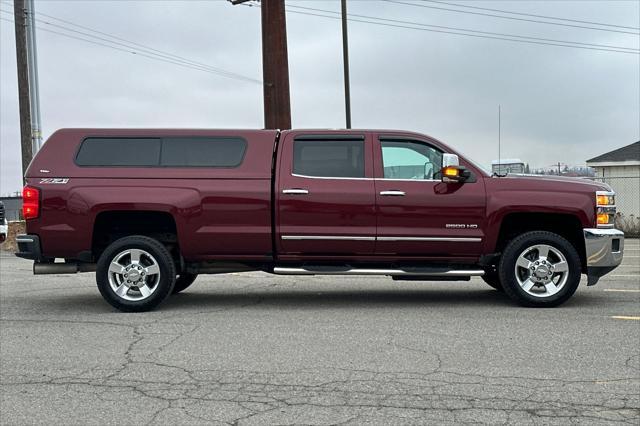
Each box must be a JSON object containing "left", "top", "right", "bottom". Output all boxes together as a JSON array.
[{"left": 441, "top": 153, "right": 470, "bottom": 183}]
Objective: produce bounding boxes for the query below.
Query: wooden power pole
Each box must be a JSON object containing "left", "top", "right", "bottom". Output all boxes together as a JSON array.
[
  {"left": 260, "top": 0, "right": 291, "bottom": 130},
  {"left": 341, "top": 0, "right": 351, "bottom": 129},
  {"left": 13, "top": 0, "right": 33, "bottom": 180}
]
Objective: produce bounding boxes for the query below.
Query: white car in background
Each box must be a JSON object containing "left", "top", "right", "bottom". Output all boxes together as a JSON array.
[{"left": 0, "top": 201, "right": 7, "bottom": 243}]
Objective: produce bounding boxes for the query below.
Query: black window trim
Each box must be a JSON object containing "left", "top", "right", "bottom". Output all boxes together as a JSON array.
[{"left": 74, "top": 136, "right": 248, "bottom": 168}]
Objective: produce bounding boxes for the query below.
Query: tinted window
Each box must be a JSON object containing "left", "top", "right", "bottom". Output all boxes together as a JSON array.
[
  {"left": 76, "top": 138, "right": 161, "bottom": 166},
  {"left": 76, "top": 136, "right": 247, "bottom": 167},
  {"left": 381, "top": 140, "right": 442, "bottom": 180},
  {"left": 161, "top": 137, "right": 247, "bottom": 167},
  {"left": 293, "top": 140, "right": 365, "bottom": 178}
]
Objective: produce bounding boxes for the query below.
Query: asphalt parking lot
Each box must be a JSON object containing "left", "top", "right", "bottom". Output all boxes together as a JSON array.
[{"left": 1, "top": 241, "right": 638, "bottom": 425}]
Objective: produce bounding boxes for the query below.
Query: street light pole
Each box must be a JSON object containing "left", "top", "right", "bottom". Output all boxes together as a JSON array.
[{"left": 341, "top": 0, "right": 351, "bottom": 129}]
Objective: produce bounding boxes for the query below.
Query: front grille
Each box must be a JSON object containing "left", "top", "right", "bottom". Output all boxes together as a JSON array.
[{"left": 0, "top": 202, "right": 5, "bottom": 222}]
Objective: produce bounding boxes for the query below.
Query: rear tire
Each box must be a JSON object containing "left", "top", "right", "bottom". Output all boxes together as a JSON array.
[
  {"left": 499, "top": 231, "right": 581, "bottom": 307},
  {"left": 172, "top": 273, "right": 198, "bottom": 294},
  {"left": 96, "top": 235, "right": 176, "bottom": 312}
]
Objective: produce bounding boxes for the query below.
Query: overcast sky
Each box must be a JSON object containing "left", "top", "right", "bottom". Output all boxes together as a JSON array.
[{"left": 1, "top": 0, "right": 638, "bottom": 195}]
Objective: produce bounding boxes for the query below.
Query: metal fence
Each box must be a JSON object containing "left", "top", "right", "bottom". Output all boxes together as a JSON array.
[{"left": 589, "top": 176, "right": 640, "bottom": 236}]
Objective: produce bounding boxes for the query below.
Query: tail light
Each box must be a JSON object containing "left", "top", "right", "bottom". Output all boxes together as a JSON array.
[{"left": 22, "top": 186, "right": 40, "bottom": 219}]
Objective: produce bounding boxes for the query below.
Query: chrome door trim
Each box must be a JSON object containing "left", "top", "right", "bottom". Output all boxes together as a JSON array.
[
  {"left": 376, "top": 178, "right": 440, "bottom": 182},
  {"left": 377, "top": 236, "right": 482, "bottom": 242},
  {"left": 291, "top": 173, "right": 372, "bottom": 181},
  {"left": 281, "top": 235, "right": 376, "bottom": 241},
  {"left": 281, "top": 235, "right": 480, "bottom": 242}
]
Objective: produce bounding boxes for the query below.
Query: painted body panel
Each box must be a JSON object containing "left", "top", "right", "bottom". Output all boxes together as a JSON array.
[
  {"left": 275, "top": 130, "right": 376, "bottom": 255},
  {"left": 372, "top": 132, "right": 486, "bottom": 257},
  {"left": 24, "top": 128, "right": 610, "bottom": 264}
]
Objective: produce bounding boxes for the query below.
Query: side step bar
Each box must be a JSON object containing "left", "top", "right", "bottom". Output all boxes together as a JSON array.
[{"left": 273, "top": 266, "right": 484, "bottom": 277}]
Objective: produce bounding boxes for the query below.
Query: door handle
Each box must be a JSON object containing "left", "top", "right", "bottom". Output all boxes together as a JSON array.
[
  {"left": 282, "top": 188, "right": 309, "bottom": 195},
  {"left": 379, "top": 190, "right": 406, "bottom": 196}
]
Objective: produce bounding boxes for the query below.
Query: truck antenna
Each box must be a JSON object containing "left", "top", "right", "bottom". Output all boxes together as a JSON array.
[{"left": 498, "top": 104, "right": 501, "bottom": 174}]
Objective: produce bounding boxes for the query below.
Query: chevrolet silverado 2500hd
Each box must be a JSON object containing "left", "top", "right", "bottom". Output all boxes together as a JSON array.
[{"left": 16, "top": 129, "right": 624, "bottom": 311}]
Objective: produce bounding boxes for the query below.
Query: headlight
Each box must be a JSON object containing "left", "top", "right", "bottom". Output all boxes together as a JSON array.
[
  {"left": 596, "top": 193, "right": 615, "bottom": 206},
  {"left": 596, "top": 191, "right": 616, "bottom": 228}
]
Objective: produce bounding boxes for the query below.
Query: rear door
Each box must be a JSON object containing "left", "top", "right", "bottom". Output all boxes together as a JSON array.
[
  {"left": 276, "top": 132, "right": 376, "bottom": 256},
  {"left": 374, "top": 135, "right": 486, "bottom": 258}
]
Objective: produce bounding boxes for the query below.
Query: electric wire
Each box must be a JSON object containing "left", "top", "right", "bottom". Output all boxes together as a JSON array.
[
  {"left": 384, "top": 0, "right": 640, "bottom": 36},
  {"left": 0, "top": 7, "right": 262, "bottom": 84},
  {"left": 426, "top": 0, "right": 640, "bottom": 30},
  {"left": 286, "top": 4, "right": 639, "bottom": 52},
  {"left": 0, "top": 16, "right": 263, "bottom": 83},
  {"left": 273, "top": 6, "right": 638, "bottom": 55}
]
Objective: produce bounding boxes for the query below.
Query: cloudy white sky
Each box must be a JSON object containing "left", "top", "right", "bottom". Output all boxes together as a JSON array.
[{"left": 1, "top": 0, "right": 638, "bottom": 195}]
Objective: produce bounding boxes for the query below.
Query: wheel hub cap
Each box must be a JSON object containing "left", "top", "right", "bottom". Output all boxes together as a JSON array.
[
  {"left": 514, "top": 244, "right": 569, "bottom": 298},
  {"left": 107, "top": 248, "right": 161, "bottom": 301}
]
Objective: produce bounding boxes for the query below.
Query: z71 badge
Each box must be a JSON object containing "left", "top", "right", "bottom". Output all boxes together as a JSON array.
[{"left": 39, "top": 178, "right": 69, "bottom": 184}]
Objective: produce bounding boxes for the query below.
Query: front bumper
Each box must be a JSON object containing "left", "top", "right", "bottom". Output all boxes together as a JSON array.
[{"left": 583, "top": 228, "right": 624, "bottom": 285}]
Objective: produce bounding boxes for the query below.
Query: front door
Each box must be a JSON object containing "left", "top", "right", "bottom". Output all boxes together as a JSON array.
[
  {"left": 373, "top": 135, "right": 486, "bottom": 258},
  {"left": 276, "top": 132, "right": 376, "bottom": 256}
]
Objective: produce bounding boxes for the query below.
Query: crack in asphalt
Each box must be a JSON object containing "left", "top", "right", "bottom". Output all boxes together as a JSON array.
[{"left": 2, "top": 275, "right": 639, "bottom": 424}]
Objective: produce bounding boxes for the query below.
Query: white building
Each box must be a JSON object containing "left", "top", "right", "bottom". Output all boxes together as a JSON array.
[
  {"left": 491, "top": 158, "right": 526, "bottom": 175},
  {"left": 587, "top": 141, "right": 640, "bottom": 217}
]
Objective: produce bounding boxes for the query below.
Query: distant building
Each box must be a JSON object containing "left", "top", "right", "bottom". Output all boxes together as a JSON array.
[
  {"left": 587, "top": 141, "right": 639, "bottom": 217},
  {"left": 491, "top": 158, "right": 526, "bottom": 175},
  {"left": 0, "top": 197, "right": 22, "bottom": 221}
]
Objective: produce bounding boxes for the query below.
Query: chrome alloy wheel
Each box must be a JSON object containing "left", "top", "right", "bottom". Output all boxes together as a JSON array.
[
  {"left": 514, "top": 244, "right": 569, "bottom": 298},
  {"left": 107, "top": 248, "right": 161, "bottom": 301}
]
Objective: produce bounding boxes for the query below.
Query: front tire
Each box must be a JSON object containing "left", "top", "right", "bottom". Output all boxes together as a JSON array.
[
  {"left": 499, "top": 231, "right": 581, "bottom": 307},
  {"left": 96, "top": 236, "right": 176, "bottom": 312}
]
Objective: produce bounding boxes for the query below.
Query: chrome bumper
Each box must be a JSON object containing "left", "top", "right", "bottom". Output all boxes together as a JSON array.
[{"left": 583, "top": 228, "right": 624, "bottom": 285}]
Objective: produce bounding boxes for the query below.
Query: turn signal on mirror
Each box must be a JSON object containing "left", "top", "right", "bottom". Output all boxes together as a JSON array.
[{"left": 443, "top": 167, "right": 459, "bottom": 178}]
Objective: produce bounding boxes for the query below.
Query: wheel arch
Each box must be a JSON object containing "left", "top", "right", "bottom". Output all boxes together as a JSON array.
[
  {"left": 494, "top": 212, "right": 586, "bottom": 272},
  {"left": 91, "top": 210, "right": 179, "bottom": 262}
]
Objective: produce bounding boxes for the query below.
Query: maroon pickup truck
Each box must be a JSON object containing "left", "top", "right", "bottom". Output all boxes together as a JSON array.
[{"left": 17, "top": 129, "right": 624, "bottom": 311}]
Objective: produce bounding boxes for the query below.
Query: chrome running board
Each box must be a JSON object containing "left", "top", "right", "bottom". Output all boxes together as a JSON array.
[{"left": 273, "top": 266, "right": 484, "bottom": 277}]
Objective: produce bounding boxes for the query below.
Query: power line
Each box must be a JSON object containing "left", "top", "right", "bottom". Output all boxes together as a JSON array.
[
  {"left": 0, "top": 7, "right": 262, "bottom": 84},
  {"left": 286, "top": 4, "right": 639, "bottom": 53},
  {"left": 427, "top": 0, "right": 640, "bottom": 30},
  {"left": 384, "top": 0, "right": 640, "bottom": 36},
  {"left": 0, "top": 16, "right": 263, "bottom": 82},
  {"left": 271, "top": 6, "right": 638, "bottom": 55},
  {"left": 29, "top": 7, "right": 261, "bottom": 83}
]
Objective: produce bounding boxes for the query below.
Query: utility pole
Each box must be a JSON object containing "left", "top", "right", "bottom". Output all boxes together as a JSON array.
[
  {"left": 13, "top": 0, "right": 33, "bottom": 179},
  {"left": 230, "top": 0, "right": 291, "bottom": 130},
  {"left": 260, "top": 0, "right": 291, "bottom": 129},
  {"left": 25, "top": 0, "right": 43, "bottom": 151},
  {"left": 341, "top": 0, "right": 351, "bottom": 129}
]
